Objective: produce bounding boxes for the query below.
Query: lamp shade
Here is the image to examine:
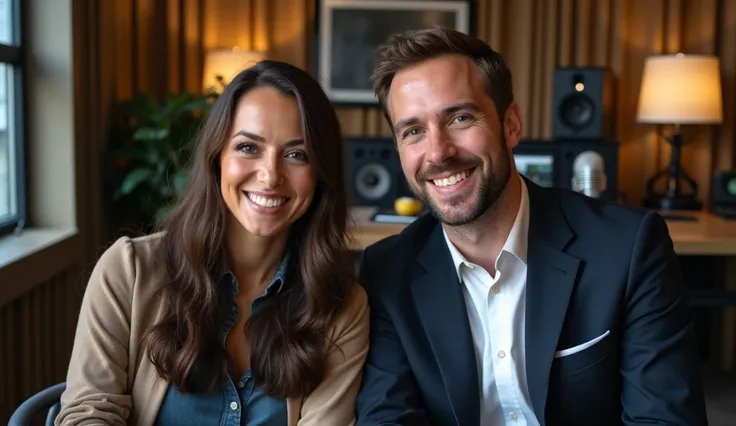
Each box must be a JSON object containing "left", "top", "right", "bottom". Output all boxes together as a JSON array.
[
  {"left": 202, "top": 49, "right": 264, "bottom": 93},
  {"left": 636, "top": 54, "right": 723, "bottom": 125}
]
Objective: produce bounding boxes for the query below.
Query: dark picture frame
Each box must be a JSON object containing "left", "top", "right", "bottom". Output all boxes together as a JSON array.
[{"left": 315, "top": 0, "right": 472, "bottom": 105}]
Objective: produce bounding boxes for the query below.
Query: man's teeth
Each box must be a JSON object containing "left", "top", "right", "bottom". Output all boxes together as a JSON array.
[
  {"left": 247, "top": 193, "right": 286, "bottom": 207},
  {"left": 432, "top": 170, "right": 470, "bottom": 187}
]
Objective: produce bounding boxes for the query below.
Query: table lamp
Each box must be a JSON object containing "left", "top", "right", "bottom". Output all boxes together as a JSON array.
[
  {"left": 202, "top": 48, "right": 264, "bottom": 93},
  {"left": 636, "top": 53, "right": 723, "bottom": 211}
]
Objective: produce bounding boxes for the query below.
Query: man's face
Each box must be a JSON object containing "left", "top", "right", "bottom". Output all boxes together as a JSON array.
[{"left": 387, "top": 54, "right": 522, "bottom": 226}]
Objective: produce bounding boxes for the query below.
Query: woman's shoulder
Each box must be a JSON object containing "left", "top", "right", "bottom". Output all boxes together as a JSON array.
[
  {"left": 98, "top": 231, "right": 166, "bottom": 266},
  {"left": 328, "top": 283, "right": 369, "bottom": 340},
  {"left": 90, "top": 231, "right": 168, "bottom": 296}
]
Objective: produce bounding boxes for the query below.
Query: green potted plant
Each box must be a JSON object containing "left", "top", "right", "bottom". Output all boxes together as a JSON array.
[{"left": 105, "top": 90, "right": 217, "bottom": 231}]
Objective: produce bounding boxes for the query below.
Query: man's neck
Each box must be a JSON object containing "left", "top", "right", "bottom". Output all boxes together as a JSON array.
[{"left": 443, "top": 173, "right": 522, "bottom": 274}]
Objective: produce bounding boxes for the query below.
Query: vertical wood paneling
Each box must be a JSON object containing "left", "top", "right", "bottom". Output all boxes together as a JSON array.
[{"left": 0, "top": 268, "right": 84, "bottom": 423}]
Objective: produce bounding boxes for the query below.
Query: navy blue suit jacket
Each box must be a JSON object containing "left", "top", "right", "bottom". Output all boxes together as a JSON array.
[{"left": 355, "top": 180, "right": 707, "bottom": 426}]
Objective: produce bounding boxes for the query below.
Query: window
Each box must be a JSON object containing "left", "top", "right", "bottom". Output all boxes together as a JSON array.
[{"left": 0, "top": 0, "right": 24, "bottom": 235}]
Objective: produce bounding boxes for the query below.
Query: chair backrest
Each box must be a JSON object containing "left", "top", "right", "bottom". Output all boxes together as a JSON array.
[{"left": 8, "top": 382, "right": 66, "bottom": 426}]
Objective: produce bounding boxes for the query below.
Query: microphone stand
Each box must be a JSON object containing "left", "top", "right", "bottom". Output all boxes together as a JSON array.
[{"left": 643, "top": 124, "right": 702, "bottom": 211}]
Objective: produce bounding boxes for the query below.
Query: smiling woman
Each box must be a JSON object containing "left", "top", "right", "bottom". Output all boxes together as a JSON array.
[{"left": 56, "top": 60, "right": 369, "bottom": 426}]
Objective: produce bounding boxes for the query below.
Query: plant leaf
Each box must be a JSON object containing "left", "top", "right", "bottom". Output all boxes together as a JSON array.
[
  {"left": 133, "top": 127, "right": 169, "bottom": 141},
  {"left": 120, "top": 167, "right": 153, "bottom": 195},
  {"left": 172, "top": 169, "right": 188, "bottom": 195},
  {"left": 155, "top": 204, "right": 174, "bottom": 223}
]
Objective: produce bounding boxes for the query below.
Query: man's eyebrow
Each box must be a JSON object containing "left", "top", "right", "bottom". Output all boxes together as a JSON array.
[
  {"left": 440, "top": 101, "right": 482, "bottom": 116},
  {"left": 394, "top": 117, "right": 421, "bottom": 134}
]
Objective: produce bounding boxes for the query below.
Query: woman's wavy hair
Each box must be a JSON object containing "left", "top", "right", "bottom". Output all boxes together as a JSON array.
[{"left": 140, "top": 60, "right": 354, "bottom": 398}]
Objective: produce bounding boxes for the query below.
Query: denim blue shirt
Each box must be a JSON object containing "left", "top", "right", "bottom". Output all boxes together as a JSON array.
[{"left": 153, "top": 253, "right": 291, "bottom": 426}]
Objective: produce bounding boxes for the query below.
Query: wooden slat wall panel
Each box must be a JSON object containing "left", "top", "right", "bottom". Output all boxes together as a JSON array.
[{"left": 0, "top": 267, "right": 84, "bottom": 423}]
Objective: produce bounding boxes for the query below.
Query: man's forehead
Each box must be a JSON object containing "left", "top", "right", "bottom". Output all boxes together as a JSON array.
[{"left": 387, "top": 56, "right": 490, "bottom": 122}]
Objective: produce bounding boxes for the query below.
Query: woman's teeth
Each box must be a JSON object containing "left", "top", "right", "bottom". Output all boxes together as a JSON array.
[{"left": 247, "top": 193, "right": 286, "bottom": 207}]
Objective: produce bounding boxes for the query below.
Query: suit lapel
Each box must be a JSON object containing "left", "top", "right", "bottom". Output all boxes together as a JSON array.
[
  {"left": 411, "top": 223, "right": 479, "bottom": 426},
  {"left": 524, "top": 182, "right": 580, "bottom": 425}
]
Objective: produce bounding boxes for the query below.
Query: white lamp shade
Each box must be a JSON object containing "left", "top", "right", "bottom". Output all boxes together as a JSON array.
[
  {"left": 202, "top": 49, "right": 264, "bottom": 93},
  {"left": 636, "top": 54, "right": 723, "bottom": 124}
]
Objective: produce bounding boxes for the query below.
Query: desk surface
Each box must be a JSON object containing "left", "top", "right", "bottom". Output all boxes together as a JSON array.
[{"left": 347, "top": 207, "right": 736, "bottom": 256}]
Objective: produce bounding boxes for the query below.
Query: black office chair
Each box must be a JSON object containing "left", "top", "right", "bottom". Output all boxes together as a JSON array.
[{"left": 8, "top": 382, "right": 65, "bottom": 426}]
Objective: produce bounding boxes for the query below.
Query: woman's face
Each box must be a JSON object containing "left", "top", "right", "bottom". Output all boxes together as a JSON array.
[{"left": 219, "top": 86, "right": 316, "bottom": 237}]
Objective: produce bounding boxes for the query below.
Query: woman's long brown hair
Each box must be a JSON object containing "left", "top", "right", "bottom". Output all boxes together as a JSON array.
[{"left": 140, "top": 60, "right": 354, "bottom": 398}]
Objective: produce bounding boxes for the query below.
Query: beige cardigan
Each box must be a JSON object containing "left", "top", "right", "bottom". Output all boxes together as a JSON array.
[{"left": 56, "top": 233, "right": 370, "bottom": 426}]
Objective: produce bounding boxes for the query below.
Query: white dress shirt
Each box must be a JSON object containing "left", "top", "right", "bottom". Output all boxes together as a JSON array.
[{"left": 442, "top": 176, "right": 539, "bottom": 426}]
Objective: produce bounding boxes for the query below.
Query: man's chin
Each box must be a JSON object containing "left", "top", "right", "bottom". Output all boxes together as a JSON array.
[{"left": 427, "top": 200, "right": 482, "bottom": 227}]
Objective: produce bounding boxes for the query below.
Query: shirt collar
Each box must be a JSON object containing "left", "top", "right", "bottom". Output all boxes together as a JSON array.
[
  {"left": 443, "top": 174, "right": 530, "bottom": 279},
  {"left": 220, "top": 247, "right": 292, "bottom": 295}
]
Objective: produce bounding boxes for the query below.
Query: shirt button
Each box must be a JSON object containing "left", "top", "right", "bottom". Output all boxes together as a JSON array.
[
  {"left": 237, "top": 381, "right": 245, "bottom": 388},
  {"left": 230, "top": 401, "right": 238, "bottom": 410},
  {"left": 498, "top": 350, "right": 506, "bottom": 358},
  {"left": 492, "top": 286, "right": 500, "bottom": 294},
  {"left": 510, "top": 412, "right": 518, "bottom": 420}
]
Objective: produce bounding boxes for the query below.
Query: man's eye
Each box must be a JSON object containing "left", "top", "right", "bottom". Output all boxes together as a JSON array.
[{"left": 403, "top": 128, "right": 420, "bottom": 138}]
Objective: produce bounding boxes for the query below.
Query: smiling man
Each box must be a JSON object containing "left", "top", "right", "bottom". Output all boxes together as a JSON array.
[{"left": 354, "top": 28, "right": 707, "bottom": 426}]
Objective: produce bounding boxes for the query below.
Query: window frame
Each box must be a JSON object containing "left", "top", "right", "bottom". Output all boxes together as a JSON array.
[{"left": 0, "top": 0, "right": 25, "bottom": 236}]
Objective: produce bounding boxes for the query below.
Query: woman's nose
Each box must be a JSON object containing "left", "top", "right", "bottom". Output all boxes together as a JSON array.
[{"left": 257, "top": 157, "right": 283, "bottom": 188}]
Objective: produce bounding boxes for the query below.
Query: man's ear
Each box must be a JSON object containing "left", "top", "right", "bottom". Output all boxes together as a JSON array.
[{"left": 503, "top": 101, "right": 523, "bottom": 149}]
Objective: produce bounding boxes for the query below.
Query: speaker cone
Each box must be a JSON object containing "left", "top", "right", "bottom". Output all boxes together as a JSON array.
[
  {"left": 355, "top": 163, "right": 392, "bottom": 200},
  {"left": 559, "top": 93, "right": 595, "bottom": 129}
]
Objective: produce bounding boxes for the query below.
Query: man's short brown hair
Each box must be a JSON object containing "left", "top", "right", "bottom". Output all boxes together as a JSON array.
[{"left": 371, "top": 27, "right": 514, "bottom": 126}]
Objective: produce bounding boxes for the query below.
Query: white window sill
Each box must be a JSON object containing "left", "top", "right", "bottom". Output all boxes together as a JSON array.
[{"left": 0, "top": 227, "right": 81, "bottom": 306}]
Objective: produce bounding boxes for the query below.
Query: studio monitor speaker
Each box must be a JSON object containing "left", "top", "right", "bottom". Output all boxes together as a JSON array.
[
  {"left": 552, "top": 67, "right": 615, "bottom": 140},
  {"left": 345, "top": 137, "right": 409, "bottom": 208}
]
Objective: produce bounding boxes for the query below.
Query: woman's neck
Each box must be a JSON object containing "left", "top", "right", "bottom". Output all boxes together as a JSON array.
[{"left": 224, "top": 222, "right": 289, "bottom": 294}]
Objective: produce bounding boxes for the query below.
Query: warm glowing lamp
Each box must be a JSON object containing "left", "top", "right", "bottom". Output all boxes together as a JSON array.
[
  {"left": 202, "top": 48, "right": 264, "bottom": 93},
  {"left": 636, "top": 53, "right": 723, "bottom": 210}
]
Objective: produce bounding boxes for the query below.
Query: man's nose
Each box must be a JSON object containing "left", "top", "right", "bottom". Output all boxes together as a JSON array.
[{"left": 425, "top": 129, "right": 457, "bottom": 164}]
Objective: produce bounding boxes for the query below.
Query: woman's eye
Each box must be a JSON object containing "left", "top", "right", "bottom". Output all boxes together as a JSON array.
[
  {"left": 236, "top": 142, "right": 258, "bottom": 154},
  {"left": 286, "top": 150, "right": 308, "bottom": 162}
]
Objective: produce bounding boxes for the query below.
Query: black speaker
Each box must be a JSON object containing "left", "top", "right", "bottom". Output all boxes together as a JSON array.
[
  {"left": 345, "top": 137, "right": 409, "bottom": 208},
  {"left": 710, "top": 170, "right": 736, "bottom": 218},
  {"left": 552, "top": 67, "right": 615, "bottom": 140}
]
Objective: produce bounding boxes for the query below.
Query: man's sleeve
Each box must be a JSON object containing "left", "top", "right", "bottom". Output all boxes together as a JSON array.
[
  {"left": 620, "top": 211, "right": 708, "bottom": 425},
  {"left": 355, "top": 247, "right": 429, "bottom": 426}
]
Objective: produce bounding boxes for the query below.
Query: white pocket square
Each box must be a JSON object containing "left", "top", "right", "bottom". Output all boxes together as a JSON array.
[{"left": 554, "top": 330, "right": 611, "bottom": 358}]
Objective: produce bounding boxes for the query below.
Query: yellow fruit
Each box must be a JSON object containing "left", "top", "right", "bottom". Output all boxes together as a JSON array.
[{"left": 394, "top": 197, "right": 423, "bottom": 216}]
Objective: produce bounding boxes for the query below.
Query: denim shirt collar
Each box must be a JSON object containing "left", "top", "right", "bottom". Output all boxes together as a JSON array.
[
  {"left": 220, "top": 247, "right": 292, "bottom": 295},
  {"left": 218, "top": 248, "right": 293, "bottom": 346}
]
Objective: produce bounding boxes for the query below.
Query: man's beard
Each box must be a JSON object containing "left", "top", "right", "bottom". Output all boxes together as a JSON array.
[{"left": 412, "top": 146, "right": 512, "bottom": 227}]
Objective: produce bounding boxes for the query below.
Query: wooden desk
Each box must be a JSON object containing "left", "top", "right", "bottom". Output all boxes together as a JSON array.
[
  {"left": 348, "top": 206, "right": 736, "bottom": 371},
  {"left": 348, "top": 206, "right": 736, "bottom": 255}
]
